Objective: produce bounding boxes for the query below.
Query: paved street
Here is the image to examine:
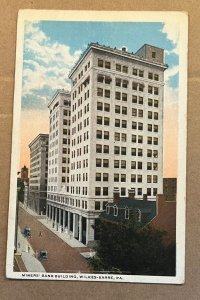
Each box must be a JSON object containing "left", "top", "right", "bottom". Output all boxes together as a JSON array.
[{"left": 18, "top": 207, "right": 92, "bottom": 273}]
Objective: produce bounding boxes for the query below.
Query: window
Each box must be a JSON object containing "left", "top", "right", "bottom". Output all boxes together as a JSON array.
[
  {"left": 154, "top": 74, "right": 159, "bottom": 81},
  {"left": 114, "top": 206, "right": 118, "bottom": 216},
  {"left": 103, "top": 159, "right": 109, "bottom": 167},
  {"left": 138, "top": 161, "right": 142, "bottom": 169},
  {"left": 122, "top": 120, "right": 127, "bottom": 128},
  {"left": 104, "top": 145, "right": 109, "bottom": 153},
  {"left": 105, "top": 76, "right": 111, "bottom": 84},
  {"left": 147, "top": 149, "right": 152, "bottom": 157},
  {"left": 121, "top": 188, "right": 126, "bottom": 196},
  {"left": 115, "top": 78, "right": 121, "bottom": 87},
  {"left": 147, "top": 162, "right": 152, "bottom": 170},
  {"left": 147, "top": 175, "right": 152, "bottom": 183},
  {"left": 122, "top": 106, "right": 127, "bottom": 115},
  {"left": 147, "top": 136, "right": 152, "bottom": 144},
  {"left": 95, "top": 187, "right": 101, "bottom": 195},
  {"left": 147, "top": 188, "right": 151, "bottom": 196},
  {"left": 138, "top": 188, "right": 142, "bottom": 196},
  {"left": 153, "top": 175, "right": 158, "bottom": 183},
  {"left": 132, "top": 82, "right": 137, "bottom": 90},
  {"left": 148, "top": 111, "right": 153, "bottom": 119},
  {"left": 115, "top": 132, "right": 120, "bottom": 141},
  {"left": 132, "top": 68, "right": 137, "bottom": 76},
  {"left": 97, "top": 102, "right": 103, "bottom": 111},
  {"left": 114, "top": 146, "right": 120, "bottom": 155},
  {"left": 131, "top": 174, "right": 136, "bottom": 182},
  {"left": 138, "top": 148, "right": 143, "bottom": 156},
  {"left": 131, "top": 148, "right": 136, "bottom": 156},
  {"left": 153, "top": 188, "right": 158, "bottom": 196},
  {"left": 114, "top": 160, "right": 119, "bottom": 168},
  {"left": 115, "top": 105, "right": 120, "bottom": 114},
  {"left": 154, "top": 137, "right": 158, "bottom": 145},
  {"left": 96, "top": 144, "right": 102, "bottom": 153},
  {"left": 97, "top": 75, "right": 104, "bottom": 83},
  {"left": 138, "top": 110, "right": 143, "bottom": 117},
  {"left": 116, "top": 64, "right": 121, "bottom": 71},
  {"left": 122, "top": 66, "right": 128, "bottom": 73},
  {"left": 114, "top": 173, "right": 119, "bottom": 182},
  {"left": 122, "top": 93, "right": 127, "bottom": 101},
  {"left": 148, "top": 98, "right": 153, "bottom": 106},
  {"left": 97, "top": 88, "right": 103, "bottom": 97},
  {"left": 154, "top": 112, "right": 158, "bottom": 120},
  {"left": 131, "top": 161, "right": 136, "bottom": 169},
  {"left": 153, "top": 163, "right": 158, "bottom": 170},
  {"left": 121, "top": 160, "right": 126, "bottom": 169},
  {"left": 104, "top": 117, "right": 110, "bottom": 126},
  {"left": 105, "top": 89, "right": 110, "bottom": 98},
  {"left": 98, "top": 59, "right": 103, "bottom": 67},
  {"left": 154, "top": 87, "right": 159, "bottom": 95},
  {"left": 104, "top": 103, "right": 110, "bottom": 112},
  {"left": 97, "top": 116, "right": 102, "bottom": 125},
  {"left": 96, "top": 173, "right": 101, "bottom": 181},
  {"left": 115, "top": 119, "right": 120, "bottom": 127},
  {"left": 132, "top": 108, "right": 137, "bottom": 117},
  {"left": 122, "top": 80, "right": 128, "bottom": 88},
  {"left": 139, "top": 84, "right": 144, "bottom": 92},
  {"left": 132, "top": 135, "right": 136, "bottom": 143},
  {"left": 132, "top": 95, "right": 137, "bottom": 103},
  {"left": 121, "top": 147, "right": 126, "bottom": 155},
  {"left": 138, "top": 175, "right": 142, "bottom": 183},
  {"left": 121, "top": 133, "right": 127, "bottom": 142},
  {"left": 154, "top": 100, "right": 159, "bottom": 108},
  {"left": 152, "top": 51, "right": 156, "bottom": 58},
  {"left": 96, "top": 130, "right": 102, "bottom": 139},
  {"left": 115, "top": 92, "right": 121, "bottom": 100},
  {"left": 103, "top": 187, "right": 108, "bottom": 196},
  {"left": 148, "top": 124, "right": 152, "bottom": 132},
  {"left": 96, "top": 158, "right": 101, "bottom": 167},
  {"left": 153, "top": 150, "right": 158, "bottom": 158},
  {"left": 104, "top": 131, "right": 109, "bottom": 140},
  {"left": 139, "top": 70, "right": 144, "bottom": 77},
  {"left": 105, "top": 61, "right": 111, "bottom": 69},
  {"left": 138, "top": 122, "right": 143, "bottom": 130},
  {"left": 138, "top": 96, "right": 143, "bottom": 105},
  {"left": 121, "top": 174, "right": 126, "bottom": 182},
  {"left": 95, "top": 201, "right": 101, "bottom": 210},
  {"left": 103, "top": 173, "right": 109, "bottom": 181},
  {"left": 154, "top": 125, "right": 158, "bottom": 132},
  {"left": 148, "top": 86, "right": 153, "bottom": 94},
  {"left": 132, "top": 121, "right": 137, "bottom": 129},
  {"left": 148, "top": 72, "right": 153, "bottom": 80}
]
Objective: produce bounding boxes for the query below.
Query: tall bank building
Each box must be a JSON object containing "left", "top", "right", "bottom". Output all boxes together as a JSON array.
[{"left": 46, "top": 43, "right": 168, "bottom": 245}]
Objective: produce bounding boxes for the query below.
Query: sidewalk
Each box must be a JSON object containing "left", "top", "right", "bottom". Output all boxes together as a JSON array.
[{"left": 17, "top": 227, "right": 46, "bottom": 272}]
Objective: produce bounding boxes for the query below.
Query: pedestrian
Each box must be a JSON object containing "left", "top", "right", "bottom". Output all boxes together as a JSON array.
[
  {"left": 28, "top": 245, "right": 30, "bottom": 253},
  {"left": 39, "top": 231, "right": 42, "bottom": 237}
]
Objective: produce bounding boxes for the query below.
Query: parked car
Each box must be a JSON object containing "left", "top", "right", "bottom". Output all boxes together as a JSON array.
[
  {"left": 39, "top": 250, "right": 48, "bottom": 260},
  {"left": 23, "top": 227, "right": 31, "bottom": 238}
]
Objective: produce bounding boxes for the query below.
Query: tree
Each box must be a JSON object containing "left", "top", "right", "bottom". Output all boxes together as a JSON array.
[{"left": 89, "top": 216, "right": 176, "bottom": 276}]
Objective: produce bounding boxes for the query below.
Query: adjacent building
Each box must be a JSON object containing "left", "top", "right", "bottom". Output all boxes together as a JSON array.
[
  {"left": 46, "top": 43, "right": 167, "bottom": 245},
  {"left": 28, "top": 134, "right": 49, "bottom": 215}
]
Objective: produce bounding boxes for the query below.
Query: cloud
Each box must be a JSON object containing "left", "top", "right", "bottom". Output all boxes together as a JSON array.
[
  {"left": 22, "top": 22, "right": 81, "bottom": 109},
  {"left": 164, "top": 65, "right": 179, "bottom": 82},
  {"left": 160, "top": 21, "right": 180, "bottom": 55}
]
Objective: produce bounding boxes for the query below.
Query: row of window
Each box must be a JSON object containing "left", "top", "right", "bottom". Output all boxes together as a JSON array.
[
  {"left": 72, "top": 60, "right": 91, "bottom": 87},
  {"left": 97, "top": 59, "right": 160, "bottom": 82},
  {"left": 95, "top": 186, "right": 158, "bottom": 196},
  {"left": 96, "top": 143, "right": 159, "bottom": 155}
]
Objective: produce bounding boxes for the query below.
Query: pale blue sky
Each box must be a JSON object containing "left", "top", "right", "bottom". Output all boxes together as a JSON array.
[{"left": 22, "top": 21, "right": 179, "bottom": 110}]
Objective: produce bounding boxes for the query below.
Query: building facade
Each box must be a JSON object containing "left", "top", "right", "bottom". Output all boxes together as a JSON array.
[
  {"left": 46, "top": 43, "right": 167, "bottom": 245},
  {"left": 29, "top": 134, "right": 49, "bottom": 214}
]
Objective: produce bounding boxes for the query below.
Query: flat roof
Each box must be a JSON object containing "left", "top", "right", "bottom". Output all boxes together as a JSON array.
[{"left": 29, "top": 133, "right": 49, "bottom": 148}]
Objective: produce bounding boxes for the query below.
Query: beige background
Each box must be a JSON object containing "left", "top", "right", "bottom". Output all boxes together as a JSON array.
[{"left": 0, "top": 1, "right": 199, "bottom": 299}]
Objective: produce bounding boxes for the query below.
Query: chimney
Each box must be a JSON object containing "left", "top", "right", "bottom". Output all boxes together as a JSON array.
[
  {"left": 113, "top": 188, "right": 120, "bottom": 204},
  {"left": 122, "top": 46, "right": 127, "bottom": 52},
  {"left": 143, "top": 194, "right": 147, "bottom": 201},
  {"left": 128, "top": 189, "right": 135, "bottom": 200}
]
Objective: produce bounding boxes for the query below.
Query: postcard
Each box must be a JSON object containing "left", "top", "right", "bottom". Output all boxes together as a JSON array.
[{"left": 6, "top": 10, "right": 188, "bottom": 283}]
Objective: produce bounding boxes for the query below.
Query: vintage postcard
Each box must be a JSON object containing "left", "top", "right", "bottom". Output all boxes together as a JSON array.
[{"left": 6, "top": 10, "right": 188, "bottom": 283}]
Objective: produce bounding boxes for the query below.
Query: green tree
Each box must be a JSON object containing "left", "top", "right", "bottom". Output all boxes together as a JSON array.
[{"left": 89, "top": 216, "right": 176, "bottom": 276}]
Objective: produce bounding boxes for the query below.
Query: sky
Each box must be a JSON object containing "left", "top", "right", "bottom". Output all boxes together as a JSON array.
[{"left": 20, "top": 20, "right": 180, "bottom": 177}]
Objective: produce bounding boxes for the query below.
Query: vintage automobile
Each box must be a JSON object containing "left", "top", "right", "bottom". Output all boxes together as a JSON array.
[
  {"left": 39, "top": 250, "right": 48, "bottom": 260},
  {"left": 23, "top": 227, "right": 31, "bottom": 238}
]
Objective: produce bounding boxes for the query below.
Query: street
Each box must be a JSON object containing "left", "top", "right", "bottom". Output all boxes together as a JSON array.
[{"left": 18, "top": 207, "right": 91, "bottom": 273}]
